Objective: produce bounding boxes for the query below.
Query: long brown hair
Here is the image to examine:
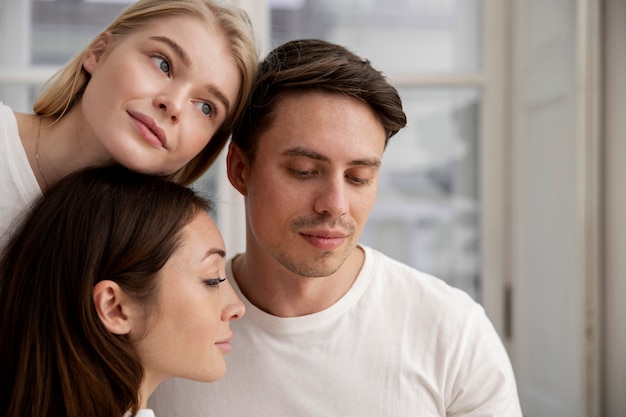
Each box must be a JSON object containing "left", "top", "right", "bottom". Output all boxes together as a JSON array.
[
  {"left": 0, "top": 166, "right": 211, "bottom": 417},
  {"left": 33, "top": 0, "right": 258, "bottom": 185}
]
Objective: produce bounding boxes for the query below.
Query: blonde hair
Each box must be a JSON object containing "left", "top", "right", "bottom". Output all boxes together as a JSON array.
[{"left": 33, "top": 0, "right": 258, "bottom": 185}]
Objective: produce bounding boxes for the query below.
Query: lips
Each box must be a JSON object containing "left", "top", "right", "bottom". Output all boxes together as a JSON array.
[
  {"left": 215, "top": 334, "right": 233, "bottom": 353},
  {"left": 302, "top": 230, "right": 347, "bottom": 239},
  {"left": 128, "top": 110, "right": 167, "bottom": 148},
  {"left": 300, "top": 230, "right": 348, "bottom": 251}
]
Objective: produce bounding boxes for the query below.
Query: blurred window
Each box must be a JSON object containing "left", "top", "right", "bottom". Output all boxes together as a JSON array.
[
  {"left": 0, "top": 0, "right": 485, "bottom": 300},
  {"left": 269, "top": 0, "right": 484, "bottom": 299}
]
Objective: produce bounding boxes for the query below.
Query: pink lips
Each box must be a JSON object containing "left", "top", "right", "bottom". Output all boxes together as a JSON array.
[
  {"left": 215, "top": 334, "right": 233, "bottom": 353},
  {"left": 301, "top": 230, "right": 347, "bottom": 251},
  {"left": 128, "top": 111, "right": 167, "bottom": 148}
]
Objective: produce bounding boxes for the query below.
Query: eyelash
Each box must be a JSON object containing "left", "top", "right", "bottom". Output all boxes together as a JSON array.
[
  {"left": 195, "top": 101, "right": 218, "bottom": 118},
  {"left": 288, "top": 168, "right": 316, "bottom": 178},
  {"left": 347, "top": 175, "right": 371, "bottom": 185},
  {"left": 287, "top": 168, "right": 371, "bottom": 185},
  {"left": 152, "top": 54, "right": 171, "bottom": 76},
  {"left": 203, "top": 277, "right": 226, "bottom": 288}
]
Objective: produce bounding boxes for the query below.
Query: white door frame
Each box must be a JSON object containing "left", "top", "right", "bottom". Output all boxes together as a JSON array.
[
  {"left": 508, "top": 0, "right": 602, "bottom": 415},
  {"left": 603, "top": 0, "right": 626, "bottom": 415}
]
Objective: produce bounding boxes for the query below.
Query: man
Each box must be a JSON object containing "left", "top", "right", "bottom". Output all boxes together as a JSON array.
[{"left": 151, "top": 39, "right": 522, "bottom": 416}]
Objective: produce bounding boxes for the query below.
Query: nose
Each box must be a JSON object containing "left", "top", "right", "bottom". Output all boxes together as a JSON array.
[
  {"left": 313, "top": 176, "right": 349, "bottom": 218},
  {"left": 154, "top": 91, "right": 183, "bottom": 123},
  {"left": 222, "top": 280, "right": 245, "bottom": 321}
]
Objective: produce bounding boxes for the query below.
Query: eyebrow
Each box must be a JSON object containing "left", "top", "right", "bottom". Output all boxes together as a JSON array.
[
  {"left": 151, "top": 36, "right": 231, "bottom": 115},
  {"left": 152, "top": 36, "right": 191, "bottom": 66},
  {"left": 283, "top": 146, "right": 381, "bottom": 168},
  {"left": 201, "top": 248, "right": 227, "bottom": 261}
]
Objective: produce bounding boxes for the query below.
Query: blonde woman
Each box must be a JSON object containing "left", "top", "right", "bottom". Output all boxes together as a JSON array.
[{"left": 0, "top": 0, "right": 258, "bottom": 242}]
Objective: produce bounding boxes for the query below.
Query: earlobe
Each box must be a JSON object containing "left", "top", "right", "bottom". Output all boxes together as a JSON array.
[
  {"left": 93, "top": 280, "right": 132, "bottom": 335},
  {"left": 83, "top": 31, "right": 112, "bottom": 74},
  {"left": 226, "top": 142, "right": 249, "bottom": 196}
]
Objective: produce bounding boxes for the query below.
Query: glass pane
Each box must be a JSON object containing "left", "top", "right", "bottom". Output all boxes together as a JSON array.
[
  {"left": 360, "top": 88, "right": 481, "bottom": 299},
  {"left": 32, "top": 1, "right": 132, "bottom": 66},
  {"left": 270, "top": 0, "right": 483, "bottom": 75},
  {"left": 0, "top": 0, "right": 133, "bottom": 111}
]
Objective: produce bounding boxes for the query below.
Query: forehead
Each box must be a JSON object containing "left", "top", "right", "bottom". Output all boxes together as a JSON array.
[
  {"left": 112, "top": 15, "right": 230, "bottom": 68},
  {"left": 119, "top": 13, "right": 213, "bottom": 39},
  {"left": 181, "top": 211, "right": 223, "bottom": 249},
  {"left": 273, "top": 91, "right": 382, "bottom": 127},
  {"left": 162, "top": 212, "right": 222, "bottom": 265},
  {"left": 258, "top": 92, "right": 386, "bottom": 157}
]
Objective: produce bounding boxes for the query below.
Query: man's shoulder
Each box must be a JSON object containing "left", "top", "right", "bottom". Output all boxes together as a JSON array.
[
  {"left": 363, "top": 245, "right": 470, "bottom": 291},
  {"left": 361, "top": 244, "right": 480, "bottom": 313}
]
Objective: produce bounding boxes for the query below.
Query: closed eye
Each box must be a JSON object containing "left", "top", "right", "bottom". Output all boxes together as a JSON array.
[
  {"left": 346, "top": 174, "right": 371, "bottom": 185},
  {"left": 203, "top": 277, "right": 226, "bottom": 288},
  {"left": 288, "top": 168, "right": 318, "bottom": 178}
]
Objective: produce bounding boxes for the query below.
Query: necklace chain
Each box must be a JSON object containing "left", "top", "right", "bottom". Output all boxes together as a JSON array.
[{"left": 36, "top": 116, "right": 49, "bottom": 192}]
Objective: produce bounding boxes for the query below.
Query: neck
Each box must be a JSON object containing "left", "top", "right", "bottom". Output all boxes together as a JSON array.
[
  {"left": 233, "top": 246, "right": 365, "bottom": 317},
  {"left": 138, "top": 374, "right": 160, "bottom": 409},
  {"left": 17, "top": 109, "right": 113, "bottom": 189}
]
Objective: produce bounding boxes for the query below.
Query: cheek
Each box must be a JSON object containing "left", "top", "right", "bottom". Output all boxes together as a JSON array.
[
  {"left": 100, "top": 54, "right": 145, "bottom": 87},
  {"left": 352, "top": 190, "right": 378, "bottom": 224},
  {"left": 246, "top": 185, "right": 294, "bottom": 238},
  {"left": 247, "top": 173, "right": 292, "bottom": 209},
  {"left": 181, "top": 121, "right": 212, "bottom": 155},
  {"left": 80, "top": 67, "right": 128, "bottom": 121},
  {"left": 168, "top": 302, "right": 220, "bottom": 347},
  {"left": 173, "top": 110, "right": 215, "bottom": 161}
]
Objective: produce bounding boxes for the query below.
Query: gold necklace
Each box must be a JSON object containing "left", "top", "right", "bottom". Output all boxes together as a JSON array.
[{"left": 35, "top": 116, "right": 49, "bottom": 192}]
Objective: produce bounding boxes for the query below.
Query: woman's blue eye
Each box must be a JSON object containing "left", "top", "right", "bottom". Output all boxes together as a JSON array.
[
  {"left": 196, "top": 101, "right": 215, "bottom": 117},
  {"left": 201, "top": 102, "right": 212, "bottom": 116},
  {"left": 152, "top": 56, "right": 170, "bottom": 74}
]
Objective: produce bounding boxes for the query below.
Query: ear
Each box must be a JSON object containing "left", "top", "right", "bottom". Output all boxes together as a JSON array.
[
  {"left": 226, "top": 142, "right": 249, "bottom": 196},
  {"left": 83, "top": 31, "right": 113, "bottom": 75},
  {"left": 93, "top": 280, "right": 133, "bottom": 335}
]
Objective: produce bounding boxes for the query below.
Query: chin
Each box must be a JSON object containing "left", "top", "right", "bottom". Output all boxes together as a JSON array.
[
  {"left": 200, "top": 371, "right": 226, "bottom": 383},
  {"left": 192, "top": 364, "right": 226, "bottom": 383}
]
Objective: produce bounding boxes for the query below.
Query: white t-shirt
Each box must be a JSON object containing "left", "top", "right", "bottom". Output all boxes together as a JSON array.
[
  {"left": 0, "top": 102, "right": 42, "bottom": 247},
  {"left": 124, "top": 409, "right": 156, "bottom": 417},
  {"left": 150, "top": 246, "right": 522, "bottom": 416}
]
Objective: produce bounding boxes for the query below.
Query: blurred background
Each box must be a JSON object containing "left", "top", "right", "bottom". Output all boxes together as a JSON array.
[{"left": 0, "top": 0, "right": 623, "bottom": 416}]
